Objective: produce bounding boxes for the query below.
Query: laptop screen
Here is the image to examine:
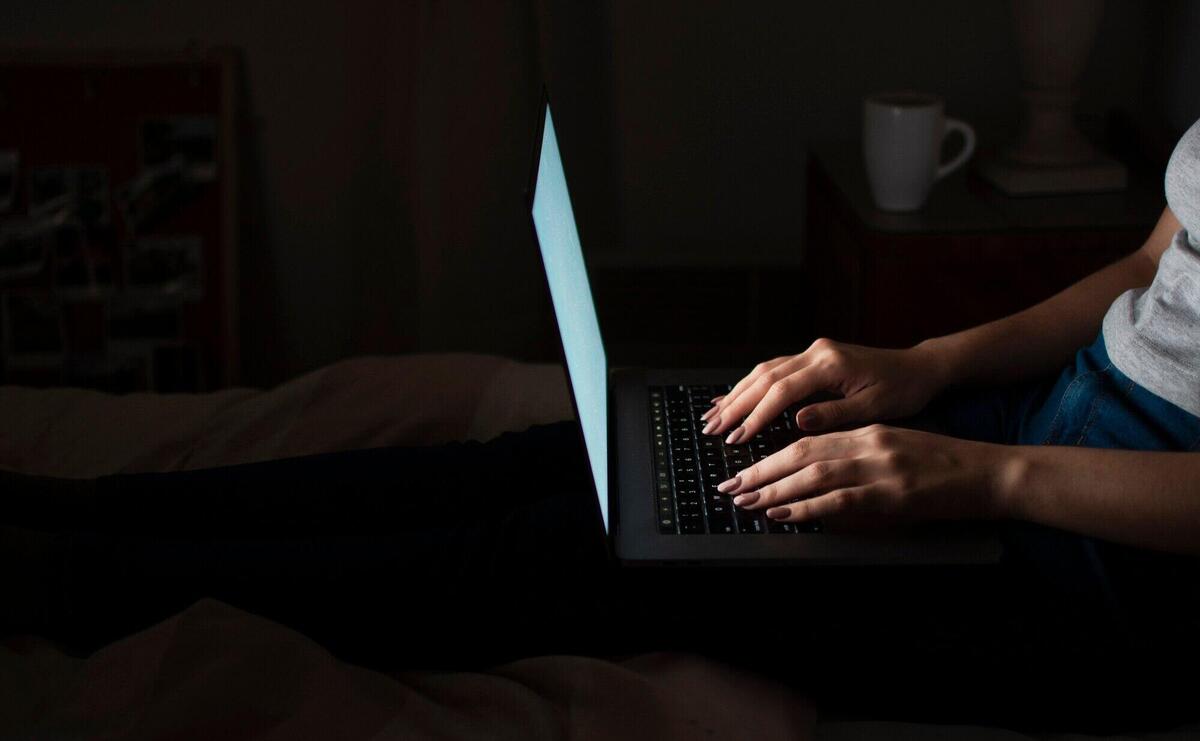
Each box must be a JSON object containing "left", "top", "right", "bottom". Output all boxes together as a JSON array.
[{"left": 531, "top": 104, "right": 610, "bottom": 533}]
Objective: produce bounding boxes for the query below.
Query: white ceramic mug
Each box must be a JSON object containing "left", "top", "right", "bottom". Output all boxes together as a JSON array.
[{"left": 862, "top": 92, "right": 976, "bottom": 212}]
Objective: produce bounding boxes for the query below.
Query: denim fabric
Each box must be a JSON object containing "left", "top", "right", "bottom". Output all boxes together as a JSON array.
[
  {"left": 1023, "top": 331, "right": 1200, "bottom": 451},
  {"left": 921, "top": 332, "right": 1200, "bottom": 648}
]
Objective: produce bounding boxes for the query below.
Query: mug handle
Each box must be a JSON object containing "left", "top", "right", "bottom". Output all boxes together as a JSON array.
[{"left": 935, "top": 118, "right": 976, "bottom": 180}]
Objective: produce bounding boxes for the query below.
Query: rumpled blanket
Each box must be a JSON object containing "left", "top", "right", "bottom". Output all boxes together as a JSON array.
[{"left": 0, "top": 599, "right": 816, "bottom": 740}]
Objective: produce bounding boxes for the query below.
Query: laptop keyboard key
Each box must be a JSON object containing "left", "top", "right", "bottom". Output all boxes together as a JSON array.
[
  {"left": 651, "top": 384, "right": 817, "bottom": 537},
  {"left": 737, "top": 510, "right": 765, "bottom": 534},
  {"left": 707, "top": 500, "right": 733, "bottom": 517},
  {"left": 708, "top": 515, "right": 735, "bottom": 534}
]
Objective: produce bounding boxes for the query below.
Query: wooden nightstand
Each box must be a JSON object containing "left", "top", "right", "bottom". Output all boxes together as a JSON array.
[{"left": 804, "top": 142, "right": 1163, "bottom": 349}]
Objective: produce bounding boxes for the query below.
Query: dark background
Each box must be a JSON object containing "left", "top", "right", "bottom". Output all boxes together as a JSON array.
[{"left": 4, "top": 0, "right": 1198, "bottom": 387}]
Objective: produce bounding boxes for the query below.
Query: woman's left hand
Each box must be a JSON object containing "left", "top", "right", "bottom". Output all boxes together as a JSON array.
[{"left": 717, "top": 424, "right": 1014, "bottom": 525}]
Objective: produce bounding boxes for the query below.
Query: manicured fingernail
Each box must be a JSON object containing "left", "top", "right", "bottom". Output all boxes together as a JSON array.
[
  {"left": 733, "top": 491, "right": 760, "bottom": 507},
  {"left": 795, "top": 410, "right": 814, "bottom": 430},
  {"left": 711, "top": 395, "right": 725, "bottom": 403},
  {"left": 700, "top": 406, "right": 718, "bottom": 421},
  {"left": 725, "top": 425, "right": 745, "bottom": 445},
  {"left": 702, "top": 417, "right": 719, "bottom": 435},
  {"left": 717, "top": 476, "right": 741, "bottom": 493},
  {"left": 766, "top": 507, "right": 789, "bottom": 519}
]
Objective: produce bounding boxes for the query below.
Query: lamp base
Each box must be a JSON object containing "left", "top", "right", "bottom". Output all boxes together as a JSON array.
[{"left": 977, "top": 153, "right": 1127, "bottom": 195}]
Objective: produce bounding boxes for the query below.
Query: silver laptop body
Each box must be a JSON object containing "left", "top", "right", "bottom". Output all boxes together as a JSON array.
[{"left": 528, "top": 95, "right": 1000, "bottom": 566}]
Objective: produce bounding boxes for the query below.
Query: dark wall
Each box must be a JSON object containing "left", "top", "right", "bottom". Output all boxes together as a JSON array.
[
  {"left": 2, "top": 1, "right": 1193, "bottom": 385},
  {"left": 1164, "top": 1, "right": 1200, "bottom": 131},
  {"left": 601, "top": 0, "right": 1163, "bottom": 259}
]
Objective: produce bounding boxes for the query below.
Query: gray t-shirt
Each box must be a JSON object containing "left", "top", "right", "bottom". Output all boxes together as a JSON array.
[{"left": 1102, "top": 117, "right": 1200, "bottom": 418}]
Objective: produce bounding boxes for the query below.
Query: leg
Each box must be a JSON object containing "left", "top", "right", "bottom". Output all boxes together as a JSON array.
[
  {"left": 893, "top": 334, "right": 1200, "bottom": 729},
  {"left": 1, "top": 422, "right": 615, "bottom": 669},
  {"left": 802, "top": 361, "right": 1180, "bottom": 729},
  {"left": 912, "top": 357, "right": 1135, "bottom": 640}
]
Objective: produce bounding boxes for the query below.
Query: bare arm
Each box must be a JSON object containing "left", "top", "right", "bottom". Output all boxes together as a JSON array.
[
  {"left": 720, "top": 425, "right": 1200, "bottom": 558},
  {"left": 709, "top": 207, "right": 1200, "bottom": 555},
  {"left": 917, "top": 207, "right": 1180, "bottom": 390},
  {"left": 706, "top": 208, "right": 1181, "bottom": 438},
  {"left": 998, "top": 445, "right": 1200, "bottom": 556}
]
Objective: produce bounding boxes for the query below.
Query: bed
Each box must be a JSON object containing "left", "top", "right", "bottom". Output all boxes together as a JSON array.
[{"left": 1, "top": 354, "right": 1196, "bottom": 739}]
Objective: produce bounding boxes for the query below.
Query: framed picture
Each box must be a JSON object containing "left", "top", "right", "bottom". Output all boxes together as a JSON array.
[
  {"left": 29, "top": 166, "right": 111, "bottom": 227},
  {"left": 109, "top": 293, "right": 182, "bottom": 340},
  {"left": 141, "top": 117, "right": 217, "bottom": 183},
  {"left": 0, "top": 218, "right": 53, "bottom": 283},
  {"left": 3, "top": 291, "right": 64, "bottom": 358},
  {"left": 0, "top": 48, "right": 240, "bottom": 389},
  {"left": 124, "top": 236, "right": 204, "bottom": 301}
]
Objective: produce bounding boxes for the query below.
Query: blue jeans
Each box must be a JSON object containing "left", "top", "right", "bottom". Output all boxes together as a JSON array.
[{"left": 920, "top": 331, "right": 1200, "bottom": 650}]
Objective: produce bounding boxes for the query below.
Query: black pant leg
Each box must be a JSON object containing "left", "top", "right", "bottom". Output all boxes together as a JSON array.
[{"left": 1, "top": 422, "right": 616, "bottom": 667}]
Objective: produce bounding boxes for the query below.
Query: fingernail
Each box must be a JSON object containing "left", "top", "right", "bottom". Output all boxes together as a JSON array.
[
  {"left": 700, "top": 406, "right": 718, "bottom": 421},
  {"left": 702, "top": 418, "right": 719, "bottom": 435},
  {"left": 766, "top": 507, "right": 789, "bottom": 519},
  {"left": 725, "top": 425, "right": 745, "bottom": 445},
  {"left": 733, "top": 491, "right": 760, "bottom": 507},
  {"left": 717, "top": 476, "right": 741, "bottom": 493},
  {"left": 711, "top": 395, "right": 725, "bottom": 403},
  {"left": 795, "top": 411, "right": 814, "bottom": 430}
]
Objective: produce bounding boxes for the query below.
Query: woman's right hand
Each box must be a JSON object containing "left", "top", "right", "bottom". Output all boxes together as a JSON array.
[{"left": 702, "top": 338, "right": 950, "bottom": 443}]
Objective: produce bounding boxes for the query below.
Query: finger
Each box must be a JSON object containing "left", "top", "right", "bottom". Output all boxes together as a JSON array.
[
  {"left": 707, "top": 357, "right": 808, "bottom": 438},
  {"left": 738, "top": 457, "right": 864, "bottom": 510},
  {"left": 723, "top": 358, "right": 788, "bottom": 410},
  {"left": 700, "top": 395, "right": 726, "bottom": 422},
  {"left": 738, "top": 366, "right": 831, "bottom": 441},
  {"left": 720, "top": 430, "right": 864, "bottom": 494},
  {"left": 795, "top": 389, "right": 881, "bottom": 432},
  {"left": 765, "top": 486, "right": 877, "bottom": 522},
  {"left": 705, "top": 354, "right": 792, "bottom": 424}
]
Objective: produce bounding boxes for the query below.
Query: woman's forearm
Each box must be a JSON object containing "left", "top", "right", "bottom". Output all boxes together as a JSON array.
[
  {"left": 915, "top": 251, "right": 1152, "bottom": 389},
  {"left": 914, "top": 208, "right": 1178, "bottom": 391},
  {"left": 995, "top": 446, "right": 1200, "bottom": 556}
]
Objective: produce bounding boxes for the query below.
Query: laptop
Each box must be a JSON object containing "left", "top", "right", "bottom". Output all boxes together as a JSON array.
[{"left": 528, "top": 94, "right": 1000, "bottom": 565}]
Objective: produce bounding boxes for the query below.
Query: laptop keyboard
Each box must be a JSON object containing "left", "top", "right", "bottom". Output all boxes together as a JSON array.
[{"left": 651, "top": 385, "right": 823, "bottom": 535}]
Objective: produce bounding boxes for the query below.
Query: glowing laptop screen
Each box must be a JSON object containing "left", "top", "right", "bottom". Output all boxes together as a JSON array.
[{"left": 531, "top": 104, "right": 609, "bottom": 532}]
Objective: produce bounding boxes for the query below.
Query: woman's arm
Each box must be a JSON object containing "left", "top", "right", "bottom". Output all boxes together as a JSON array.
[
  {"left": 705, "top": 208, "right": 1181, "bottom": 439},
  {"left": 721, "top": 425, "right": 1200, "bottom": 557},
  {"left": 998, "top": 445, "right": 1200, "bottom": 556},
  {"left": 918, "top": 207, "right": 1180, "bottom": 391}
]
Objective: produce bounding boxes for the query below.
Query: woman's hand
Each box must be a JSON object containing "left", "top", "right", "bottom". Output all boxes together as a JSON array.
[
  {"left": 717, "top": 425, "right": 1013, "bottom": 525},
  {"left": 702, "top": 338, "right": 949, "bottom": 444}
]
